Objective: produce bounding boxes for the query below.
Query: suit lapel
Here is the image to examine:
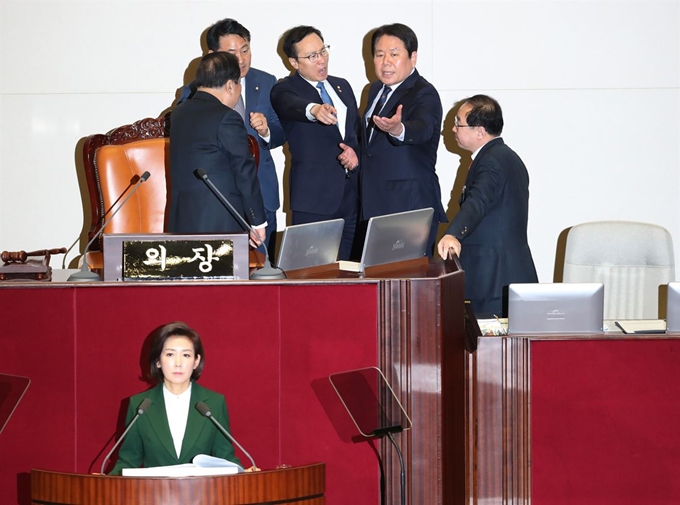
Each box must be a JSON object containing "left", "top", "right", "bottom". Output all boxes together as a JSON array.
[
  {"left": 245, "top": 72, "right": 258, "bottom": 116},
  {"left": 142, "top": 384, "right": 178, "bottom": 462},
  {"left": 179, "top": 382, "right": 209, "bottom": 461}
]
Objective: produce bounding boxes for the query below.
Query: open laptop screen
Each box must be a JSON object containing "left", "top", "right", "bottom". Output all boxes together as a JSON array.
[
  {"left": 276, "top": 218, "right": 344, "bottom": 271},
  {"left": 508, "top": 282, "right": 604, "bottom": 334},
  {"left": 360, "top": 208, "right": 434, "bottom": 271}
]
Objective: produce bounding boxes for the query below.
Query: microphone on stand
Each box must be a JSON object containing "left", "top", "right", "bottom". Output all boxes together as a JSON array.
[
  {"left": 100, "top": 398, "right": 152, "bottom": 474},
  {"left": 195, "top": 401, "right": 257, "bottom": 470},
  {"left": 68, "top": 171, "right": 151, "bottom": 282},
  {"left": 61, "top": 178, "right": 137, "bottom": 269},
  {"left": 194, "top": 168, "right": 285, "bottom": 280}
]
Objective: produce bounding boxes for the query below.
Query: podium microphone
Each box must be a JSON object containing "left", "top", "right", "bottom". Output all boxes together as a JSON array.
[
  {"left": 100, "top": 398, "right": 152, "bottom": 474},
  {"left": 68, "top": 171, "right": 151, "bottom": 282},
  {"left": 196, "top": 401, "right": 257, "bottom": 470},
  {"left": 194, "top": 168, "right": 285, "bottom": 280}
]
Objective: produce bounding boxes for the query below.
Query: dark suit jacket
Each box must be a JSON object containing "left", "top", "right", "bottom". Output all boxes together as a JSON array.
[
  {"left": 360, "top": 70, "right": 446, "bottom": 223},
  {"left": 168, "top": 91, "right": 266, "bottom": 233},
  {"left": 109, "top": 382, "right": 239, "bottom": 475},
  {"left": 270, "top": 72, "right": 360, "bottom": 215},
  {"left": 179, "top": 68, "right": 285, "bottom": 213},
  {"left": 445, "top": 137, "right": 538, "bottom": 316}
]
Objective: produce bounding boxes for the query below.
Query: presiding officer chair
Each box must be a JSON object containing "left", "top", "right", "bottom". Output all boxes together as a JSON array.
[
  {"left": 563, "top": 220, "right": 675, "bottom": 320},
  {"left": 81, "top": 112, "right": 259, "bottom": 270}
]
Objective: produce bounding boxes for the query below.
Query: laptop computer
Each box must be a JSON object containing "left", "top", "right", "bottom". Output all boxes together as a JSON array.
[
  {"left": 667, "top": 282, "right": 680, "bottom": 333},
  {"left": 339, "top": 208, "right": 434, "bottom": 273},
  {"left": 508, "top": 282, "right": 604, "bottom": 334},
  {"left": 276, "top": 218, "right": 345, "bottom": 271}
]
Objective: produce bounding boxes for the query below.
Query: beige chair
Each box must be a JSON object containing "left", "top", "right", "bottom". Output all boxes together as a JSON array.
[
  {"left": 563, "top": 220, "right": 675, "bottom": 319},
  {"left": 81, "top": 113, "right": 260, "bottom": 269}
]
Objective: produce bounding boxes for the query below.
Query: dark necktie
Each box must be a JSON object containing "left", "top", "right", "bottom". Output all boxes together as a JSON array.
[{"left": 368, "top": 85, "right": 391, "bottom": 140}]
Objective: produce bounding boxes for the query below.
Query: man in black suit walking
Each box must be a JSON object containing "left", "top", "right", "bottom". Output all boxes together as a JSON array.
[
  {"left": 169, "top": 52, "right": 266, "bottom": 245},
  {"left": 438, "top": 95, "right": 538, "bottom": 317}
]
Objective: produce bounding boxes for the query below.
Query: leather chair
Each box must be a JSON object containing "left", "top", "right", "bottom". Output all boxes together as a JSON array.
[
  {"left": 563, "top": 220, "right": 676, "bottom": 319},
  {"left": 82, "top": 112, "right": 259, "bottom": 269}
]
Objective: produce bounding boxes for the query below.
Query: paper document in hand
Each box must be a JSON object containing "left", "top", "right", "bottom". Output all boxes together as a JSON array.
[{"left": 121, "top": 454, "right": 244, "bottom": 477}]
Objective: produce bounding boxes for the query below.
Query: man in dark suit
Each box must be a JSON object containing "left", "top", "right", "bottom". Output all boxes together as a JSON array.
[
  {"left": 178, "top": 19, "right": 284, "bottom": 259},
  {"left": 271, "top": 26, "right": 360, "bottom": 260},
  {"left": 169, "top": 52, "right": 266, "bottom": 245},
  {"left": 360, "top": 23, "right": 447, "bottom": 255},
  {"left": 438, "top": 95, "right": 538, "bottom": 317}
]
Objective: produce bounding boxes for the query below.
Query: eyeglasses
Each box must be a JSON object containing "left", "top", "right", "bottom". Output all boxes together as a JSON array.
[
  {"left": 297, "top": 45, "right": 330, "bottom": 63},
  {"left": 454, "top": 118, "right": 476, "bottom": 128}
]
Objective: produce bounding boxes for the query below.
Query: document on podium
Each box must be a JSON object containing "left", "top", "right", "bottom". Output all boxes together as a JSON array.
[{"left": 122, "top": 454, "right": 244, "bottom": 477}]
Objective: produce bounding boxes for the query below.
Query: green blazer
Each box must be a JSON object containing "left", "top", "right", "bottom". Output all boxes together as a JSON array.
[{"left": 109, "top": 382, "right": 240, "bottom": 475}]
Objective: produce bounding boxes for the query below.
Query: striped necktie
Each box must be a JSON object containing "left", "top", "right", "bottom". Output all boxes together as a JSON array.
[
  {"left": 368, "top": 84, "right": 391, "bottom": 140},
  {"left": 316, "top": 82, "right": 335, "bottom": 107}
]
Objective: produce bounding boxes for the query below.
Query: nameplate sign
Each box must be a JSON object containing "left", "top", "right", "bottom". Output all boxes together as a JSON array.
[{"left": 100, "top": 233, "right": 248, "bottom": 281}]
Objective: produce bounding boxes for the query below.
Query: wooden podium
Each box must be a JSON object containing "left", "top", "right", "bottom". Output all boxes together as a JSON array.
[{"left": 31, "top": 464, "right": 325, "bottom": 505}]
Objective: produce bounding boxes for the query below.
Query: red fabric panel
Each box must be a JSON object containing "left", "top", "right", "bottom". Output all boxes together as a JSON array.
[
  {"left": 0, "top": 287, "right": 77, "bottom": 502},
  {"left": 73, "top": 284, "right": 283, "bottom": 473},
  {"left": 280, "top": 284, "right": 380, "bottom": 505},
  {"left": 2, "top": 282, "right": 379, "bottom": 505},
  {"left": 531, "top": 339, "right": 680, "bottom": 505}
]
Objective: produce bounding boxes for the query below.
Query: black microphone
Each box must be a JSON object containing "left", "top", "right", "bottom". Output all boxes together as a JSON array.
[
  {"left": 194, "top": 168, "right": 285, "bottom": 280},
  {"left": 61, "top": 178, "right": 137, "bottom": 269},
  {"left": 100, "top": 397, "right": 152, "bottom": 474},
  {"left": 195, "top": 401, "right": 257, "bottom": 470},
  {"left": 68, "top": 171, "right": 151, "bottom": 281}
]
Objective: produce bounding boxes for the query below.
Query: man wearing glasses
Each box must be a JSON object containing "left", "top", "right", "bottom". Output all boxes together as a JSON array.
[
  {"left": 438, "top": 94, "right": 538, "bottom": 317},
  {"left": 359, "top": 23, "right": 447, "bottom": 255},
  {"left": 271, "top": 26, "right": 360, "bottom": 260}
]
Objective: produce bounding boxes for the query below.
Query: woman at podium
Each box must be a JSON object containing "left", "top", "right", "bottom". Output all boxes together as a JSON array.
[{"left": 109, "top": 321, "right": 240, "bottom": 474}]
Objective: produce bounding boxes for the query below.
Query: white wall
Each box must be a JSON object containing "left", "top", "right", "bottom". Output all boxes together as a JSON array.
[{"left": 1, "top": 0, "right": 678, "bottom": 280}]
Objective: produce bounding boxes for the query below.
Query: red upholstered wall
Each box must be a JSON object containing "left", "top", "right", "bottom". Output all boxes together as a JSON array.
[
  {"left": 1, "top": 282, "right": 379, "bottom": 505},
  {"left": 531, "top": 339, "right": 680, "bottom": 505}
]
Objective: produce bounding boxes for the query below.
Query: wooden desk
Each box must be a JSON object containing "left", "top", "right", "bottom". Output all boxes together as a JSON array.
[
  {"left": 1, "top": 261, "right": 466, "bottom": 505},
  {"left": 469, "top": 332, "right": 680, "bottom": 505}
]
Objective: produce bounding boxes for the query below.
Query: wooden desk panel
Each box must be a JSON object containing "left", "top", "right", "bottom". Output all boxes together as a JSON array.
[{"left": 469, "top": 334, "right": 680, "bottom": 505}]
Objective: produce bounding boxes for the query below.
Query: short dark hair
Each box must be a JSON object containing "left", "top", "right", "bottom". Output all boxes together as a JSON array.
[
  {"left": 371, "top": 23, "right": 418, "bottom": 57},
  {"left": 282, "top": 25, "right": 324, "bottom": 59},
  {"left": 148, "top": 321, "right": 205, "bottom": 382},
  {"left": 206, "top": 18, "right": 251, "bottom": 51},
  {"left": 463, "top": 94, "right": 504, "bottom": 136},
  {"left": 195, "top": 52, "right": 240, "bottom": 89}
]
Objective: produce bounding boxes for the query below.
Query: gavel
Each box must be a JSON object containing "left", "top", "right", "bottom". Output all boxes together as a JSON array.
[{"left": 1, "top": 248, "right": 67, "bottom": 264}]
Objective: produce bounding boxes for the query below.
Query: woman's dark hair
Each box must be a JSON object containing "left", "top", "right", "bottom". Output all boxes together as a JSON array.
[
  {"left": 282, "top": 25, "right": 324, "bottom": 58},
  {"left": 148, "top": 321, "right": 205, "bottom": 382}
]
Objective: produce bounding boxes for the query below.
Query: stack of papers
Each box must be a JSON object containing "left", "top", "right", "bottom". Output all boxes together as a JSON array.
[
  {"left": 122, "top": 454, "right": 244, "bottom": 477},
  {"left": 614, "top": 320, "right": 666, "bottom": 334}
]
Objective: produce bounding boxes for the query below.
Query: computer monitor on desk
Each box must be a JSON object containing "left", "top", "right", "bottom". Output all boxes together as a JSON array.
[
  {"left": 667, "top": 282, "right": 680, "bottom": 333},
  {"left": 508, "top": 282, "right": 604, "bottom": 335}
]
